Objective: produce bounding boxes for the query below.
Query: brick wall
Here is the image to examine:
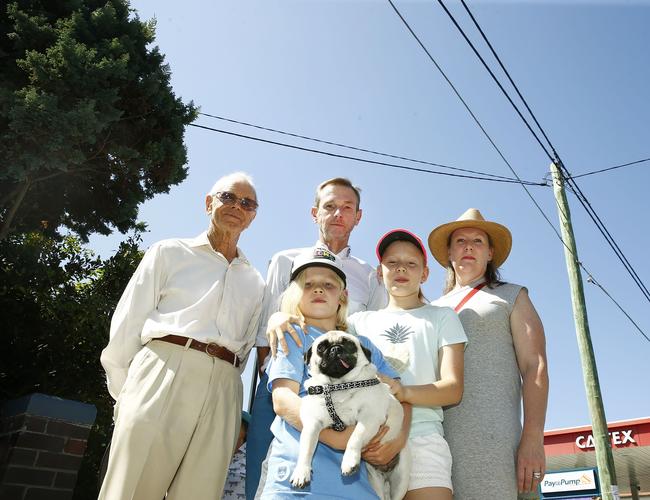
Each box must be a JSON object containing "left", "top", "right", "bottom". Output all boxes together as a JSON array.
[{"left": 0, "top": 393, "right": 96, "bottom": 500}]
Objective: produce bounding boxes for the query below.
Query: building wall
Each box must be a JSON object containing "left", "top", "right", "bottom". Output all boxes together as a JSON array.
[{"left": 0, "top": 393, "right": 96, "bottom": 500}]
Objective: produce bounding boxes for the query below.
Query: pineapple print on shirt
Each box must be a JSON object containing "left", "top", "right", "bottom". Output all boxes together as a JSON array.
[{"left": 380, "top": 323, "right": 413, "bottom": 374}]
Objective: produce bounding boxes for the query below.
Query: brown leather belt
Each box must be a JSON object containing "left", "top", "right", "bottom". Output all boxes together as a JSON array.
[{"left": 156, "top": 334, "right": 240, "bottom": 368}]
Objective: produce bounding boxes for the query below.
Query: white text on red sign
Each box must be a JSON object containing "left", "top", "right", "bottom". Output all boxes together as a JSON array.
[{"left": 575, "top": 430, "right": 636, "bottom": 449}]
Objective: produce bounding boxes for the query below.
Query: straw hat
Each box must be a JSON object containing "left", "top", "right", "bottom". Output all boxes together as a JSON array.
[{"left": 427, "top": 208, "right": 512, "bottom": 268}]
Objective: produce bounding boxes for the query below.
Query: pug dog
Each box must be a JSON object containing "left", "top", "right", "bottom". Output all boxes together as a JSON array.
[{"left": 290, "top": 330, "right": 410, "bottom": 500}]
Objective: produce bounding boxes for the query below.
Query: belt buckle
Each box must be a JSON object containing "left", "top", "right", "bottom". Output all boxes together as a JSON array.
[
  {"left": 205, "top": 342, "right": 221, "bottom": 358},
  {"left": 205, "top": 342, "right": 237, "bottom": 367},
  {"left": 308, "top": 385, "right": 324, "bottom": 395}
]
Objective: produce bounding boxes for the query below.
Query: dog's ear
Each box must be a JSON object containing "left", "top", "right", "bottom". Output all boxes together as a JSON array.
[
  {"left": 361, "top": 344, "right": 372, "bottom": 364},
  {"left": 304, "top": 345, "right": 313, "bottom": 366}
]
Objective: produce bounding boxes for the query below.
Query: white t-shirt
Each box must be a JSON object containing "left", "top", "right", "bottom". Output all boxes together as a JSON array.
[{"left": 347, "top": 304, "right": 467, "bottom": 437}]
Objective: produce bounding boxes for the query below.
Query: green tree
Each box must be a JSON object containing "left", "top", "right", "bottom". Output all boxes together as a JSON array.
[
  {"left": 0, "top": 231, "right": 144, "bottom": 499},
  {"left": 0, "top": 0, "right": 196, "bottom": 241}
]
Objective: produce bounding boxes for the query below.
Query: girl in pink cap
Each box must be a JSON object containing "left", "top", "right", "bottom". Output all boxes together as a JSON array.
[{"left": 346, "top": 229, "right": 467, "bottom": 500}]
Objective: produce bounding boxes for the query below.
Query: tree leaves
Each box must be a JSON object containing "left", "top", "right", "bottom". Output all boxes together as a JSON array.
[
  {"left": 0, "top": 0, "right": 197, "bottom": 240},
  {"left": 0, "top": 231, "right": 144, "bottom": 498}
]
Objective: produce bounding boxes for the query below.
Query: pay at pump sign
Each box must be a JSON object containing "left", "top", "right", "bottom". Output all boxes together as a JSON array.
[{"left": 540, "top": 468, "right": 600, "bottom": 499}]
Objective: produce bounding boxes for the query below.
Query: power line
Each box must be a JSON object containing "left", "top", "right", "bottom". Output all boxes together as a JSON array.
[
  {"left": 435, "top": 0, "right": 555, "bottom": 162},
  {"left": 549, "top": 180, "right": 649, "bottom": 342},
  {"left": 189, "top": 122, "right": 545, "bottom": 185},
  {"left": 386, "top": 0, "right": 568, "bottom": 240},
  {"left": 386, "top": 0, "right": 587, "bottom": 282},
  {"left": 560, "top": 162, "right": 650, "bottom": 302},
  {"left": 387, "top": 0, "right": 648, "bottom": 339},
  {"left": 570, "top": 157, "right": 650, "bottom": 179},
  {"left": 439, "top": 0, "right": 650, "bottom": 303},
  {"left": 586, "top": 275, "right": 650, "bottom": 343},
  {"left": 198, "top": 112, "right": 522, "bottom": 182},
  {"left": 432, "top": 0, "right": 650, "bottom": 304},
  {"left": 457, "top": 0, "right": 559, "bottom": 161},
  {"left": 456, "top": 0, "right": 647, "bottom": 188},
  {"left": 384, "top": 1, "right": 544, "bottom": 187}
]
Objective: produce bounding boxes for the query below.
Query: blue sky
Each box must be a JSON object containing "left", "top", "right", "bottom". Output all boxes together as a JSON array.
[{"left": 90, "top": 0, "right": 650, "bottom": 431}]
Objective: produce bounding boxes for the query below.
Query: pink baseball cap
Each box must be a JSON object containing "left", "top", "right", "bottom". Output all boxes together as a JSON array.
[{"left": 376, "top": 229, "right": 427, "bottom": 265}]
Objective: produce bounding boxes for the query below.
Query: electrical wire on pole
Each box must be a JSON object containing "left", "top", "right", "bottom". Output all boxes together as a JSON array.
[
  {"left": 189, "top": 122, "right": 545, "bottom": 186},
  {"left": 570, "top": 157, "right": 650, "bottom": 179},
  {"left": 198, "top": 112, "right": 521, "bottom": 181},
  {"left": 431, "top": 0, "right": 650, "bottom": 305}
]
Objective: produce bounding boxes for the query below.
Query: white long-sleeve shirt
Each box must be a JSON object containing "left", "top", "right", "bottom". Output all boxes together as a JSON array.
[
  {"left": 100, "top": 232, "right": 264, "bottom": 400},
  {"left": 255, "top": 241, "right": 387, "bottom": 348}
]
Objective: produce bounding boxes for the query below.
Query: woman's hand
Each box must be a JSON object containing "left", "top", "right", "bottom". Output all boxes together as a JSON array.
[{"left": 266, "top": 311, "right": 306, "bottom": 357}]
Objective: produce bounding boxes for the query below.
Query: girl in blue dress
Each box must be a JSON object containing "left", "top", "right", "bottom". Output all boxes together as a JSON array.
[{"left": 258, "top": 248, "right": 409, "bottom": 499}]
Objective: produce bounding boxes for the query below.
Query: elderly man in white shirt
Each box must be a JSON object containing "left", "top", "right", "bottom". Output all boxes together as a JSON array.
[
  {"left": 99, "top": 172, "right": 264, "bottom": 500},
  {"left": 245, "top": 177, "right": 387, "bottom": 499}
]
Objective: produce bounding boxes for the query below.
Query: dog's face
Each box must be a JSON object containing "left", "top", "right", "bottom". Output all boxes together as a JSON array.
[{"left": 305, "top": 331, "right": 372, "bottom": 380}]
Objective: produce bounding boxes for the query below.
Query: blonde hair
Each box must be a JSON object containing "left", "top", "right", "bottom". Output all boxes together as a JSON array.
[{"left": 280, "top": 268, "right": 348, "bottom": 331}]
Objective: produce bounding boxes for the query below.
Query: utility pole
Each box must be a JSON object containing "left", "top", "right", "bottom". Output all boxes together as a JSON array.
[{"left": 550, "top": 162, "right": 619, "bottom": 500}]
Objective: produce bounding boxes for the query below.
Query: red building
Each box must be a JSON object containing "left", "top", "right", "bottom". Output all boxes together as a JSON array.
[{"left": 544, "top": 417, "right": 650, "bottom": 499}]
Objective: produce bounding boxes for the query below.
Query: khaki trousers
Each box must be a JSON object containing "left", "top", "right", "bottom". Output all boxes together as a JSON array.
[{"left": 99, "top": 340, "right": 242, "bottom": 500}]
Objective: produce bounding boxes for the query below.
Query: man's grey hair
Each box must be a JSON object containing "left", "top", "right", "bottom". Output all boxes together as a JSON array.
[{"left": 208, "top": 172, "right": 257, "bottom": 197}]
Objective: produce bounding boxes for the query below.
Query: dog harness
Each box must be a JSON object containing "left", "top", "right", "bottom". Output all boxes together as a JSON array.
[{"left": 307, "top": 378, "right": 381, "bottom": 432}]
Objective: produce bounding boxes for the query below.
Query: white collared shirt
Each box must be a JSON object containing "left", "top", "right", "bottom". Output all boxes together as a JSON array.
[
  {"left": 255, "top": 241, "right": 388, "bottom": 347},
  {"left": 100, "top": 232, "right": 264, "bottom": 399}
]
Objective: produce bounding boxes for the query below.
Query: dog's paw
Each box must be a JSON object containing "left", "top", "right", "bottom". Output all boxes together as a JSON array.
[
  {"left": 341, "top": 462, "right": 360, "bottom": 476},
  {"left": 341, "top": 451, "right": 361, "bottom": 476},
  {"left": 290, "top": 465, "right": 312, "bottom": 489}
]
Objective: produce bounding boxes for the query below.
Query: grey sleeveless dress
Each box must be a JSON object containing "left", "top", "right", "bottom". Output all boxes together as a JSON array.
[{"left": 433, "top": 280, "right": 523, "bottom": 500}]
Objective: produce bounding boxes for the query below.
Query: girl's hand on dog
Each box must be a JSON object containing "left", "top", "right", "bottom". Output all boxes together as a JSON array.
[
  {"left": 362, "top": 424, "right": 389, "bottom": 454},
  {"left": 378, "top": 375, "right": 406, "bottom": 402},
  {"left": 362, "top": 434, "right": 404, "bottom": 466}
]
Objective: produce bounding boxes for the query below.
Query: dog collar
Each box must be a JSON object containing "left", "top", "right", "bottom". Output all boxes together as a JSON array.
[{"left": 307, "top": 378, "right": 381, "bottom": 432}]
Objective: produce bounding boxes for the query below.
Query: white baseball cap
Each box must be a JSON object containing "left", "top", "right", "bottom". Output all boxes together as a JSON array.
[{"left": 290, "top": 248, "right": 347, "bottom": 286}]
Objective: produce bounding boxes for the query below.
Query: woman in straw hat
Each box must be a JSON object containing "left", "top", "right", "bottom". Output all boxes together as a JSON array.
[{"left": 428, "top": 208, "right": 549, "bottom": 500}]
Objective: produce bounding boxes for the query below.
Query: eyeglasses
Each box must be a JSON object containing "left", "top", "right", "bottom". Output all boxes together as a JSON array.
[{"left": 213, "top": 191, "right": 259, "bottom": 212}]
